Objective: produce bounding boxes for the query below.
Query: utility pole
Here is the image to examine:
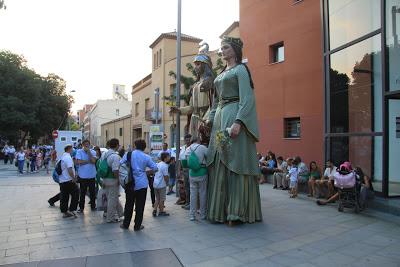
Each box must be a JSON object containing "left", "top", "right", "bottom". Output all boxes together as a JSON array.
[
  {"left": 154, "top": 88, "right": 160, "bottom": 124},
  {"left": 393, "top": 6, "right": 400, "bottom": 48},
  {"left": 175, "top": 0, "right": 182, "bottom": 158}
]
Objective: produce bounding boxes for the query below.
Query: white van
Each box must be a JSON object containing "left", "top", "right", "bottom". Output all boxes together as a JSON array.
[{"left": 54, "top": 131, "right": 82, "bottom": 160}]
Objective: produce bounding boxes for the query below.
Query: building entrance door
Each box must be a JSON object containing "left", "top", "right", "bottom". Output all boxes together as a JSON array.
[
  {"left": 388, "top": 98, "right": 400, "bottom": 196},
  {"left": 133, "top": 128, "right": 142, "bottom": 141}
]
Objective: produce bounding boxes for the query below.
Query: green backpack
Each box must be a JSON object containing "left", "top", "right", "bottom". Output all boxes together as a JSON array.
[
  {"left": 188, "top": 145, "right": 207, "bottom": 177},
  {"left": 97, "top": 153, "right": 116, "bottom": 179},
  {"left": 188, "top": 146, "right": 201, "bottom": 171}
]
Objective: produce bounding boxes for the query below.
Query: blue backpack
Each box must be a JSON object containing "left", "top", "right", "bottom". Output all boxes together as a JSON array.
[
  {"left": 55, "top": 160, "right": 62, "bottom": 175},
  {"left": 52, "top": 169, "right": 60, "bottom": 183}
]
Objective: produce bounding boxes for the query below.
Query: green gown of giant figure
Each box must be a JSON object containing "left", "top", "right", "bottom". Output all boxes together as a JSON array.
[{"left": 207, "top": 36, "right": 262, "bottom": 223}]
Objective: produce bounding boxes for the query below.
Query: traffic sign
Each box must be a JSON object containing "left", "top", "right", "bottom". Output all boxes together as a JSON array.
[{"left": 52, "top": 130, "right": 58, "bottom": 139}]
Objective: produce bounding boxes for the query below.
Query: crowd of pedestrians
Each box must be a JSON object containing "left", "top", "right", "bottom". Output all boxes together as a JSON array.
[
  {"left": 2, "top": 144, "right": 16, "bottom": 165},
  {"left": 46, "top": 139, "right": 170, "bottom": 231},
  {"left": 2, "top": 144, "right": 54, "bottom": 174},
  {"left": 5, "top": 138, "right": 375, "bottom": 229},
  {"left": 3, "top": 139, "right": 376, "bottom": 229},
  {"left": 258, "top": 151, "right": 375, "bottom": 210},
  {"left": 45, "top": 133, "right": 227, "bottom": 231}
]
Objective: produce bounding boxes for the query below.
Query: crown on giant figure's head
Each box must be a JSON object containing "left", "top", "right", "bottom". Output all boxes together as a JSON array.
[{"left": 221, "top": 36, "right": 243, "bottom": 49}]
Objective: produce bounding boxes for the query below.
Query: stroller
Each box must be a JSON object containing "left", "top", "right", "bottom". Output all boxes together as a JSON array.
[{"left": 333, "top": 162, "right": 360, "bottom": 213}]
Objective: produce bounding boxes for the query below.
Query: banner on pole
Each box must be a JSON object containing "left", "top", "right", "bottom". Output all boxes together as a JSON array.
[{"left": 149, "top": 125, "right": 163, "bottom": 160}]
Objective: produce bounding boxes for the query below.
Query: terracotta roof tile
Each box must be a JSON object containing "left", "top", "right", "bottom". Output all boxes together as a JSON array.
[{"left": 150, "top": 32, "right": 202, "bottom": 48}]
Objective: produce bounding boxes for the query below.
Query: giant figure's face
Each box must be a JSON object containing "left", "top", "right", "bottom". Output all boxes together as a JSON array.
[
  {"left": 221, "top": 42, "right": 236, "bottom": 61},
  {"left": 194, "top": 61, "right": 205, "bottom": 76}
]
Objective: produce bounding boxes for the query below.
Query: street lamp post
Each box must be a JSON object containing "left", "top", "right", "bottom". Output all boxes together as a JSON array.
[
  {"left": 175, "top": 0, "right": 182, "bottom": 159},
  {"left": 154, "top": 88, "right": 160, "bottom": 124}
]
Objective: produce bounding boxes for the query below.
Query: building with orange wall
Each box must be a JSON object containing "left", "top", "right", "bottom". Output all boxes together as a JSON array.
[
  {"left": 240, "top": 0, "right": 324, "bottom": 167},
  {"left": 240, "top": 0, "right": 400, "bottom": 197}
]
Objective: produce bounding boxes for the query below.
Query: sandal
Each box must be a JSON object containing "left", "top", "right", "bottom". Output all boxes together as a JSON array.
[{"left": 316, "top": 200, "right": 326, "bottom": 206}]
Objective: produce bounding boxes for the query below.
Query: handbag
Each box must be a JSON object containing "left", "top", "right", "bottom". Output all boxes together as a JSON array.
[
  {"left": 96, "top": 188, "right": 108, "bottom": 211},
  {"left": 119, "top": 151, "right": 134, "bottom": 189}
]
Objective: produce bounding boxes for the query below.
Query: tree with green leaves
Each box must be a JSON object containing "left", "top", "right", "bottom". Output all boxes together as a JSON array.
[
  {"left": 0, "top": 0, "right": 6, "bottom": 10},
  {"left": 0, "top": 50, "right": 71, "bottom": 146}
]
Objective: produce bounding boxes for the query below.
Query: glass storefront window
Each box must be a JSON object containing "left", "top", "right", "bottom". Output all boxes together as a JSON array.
[
  {"left": 388, "top": 99, "right": 400, "bottom": 196},
  {"left": 386, "top": 0, "right": 400, "bottom": 91},
  {"left": 330, "top": 34, "right": 382, "bottom": 133},
  {"left": 329, "top": 0, "right": 380, "bottom": 49},
  {"left": 329, "top": 136, "right": 382, "bottom": 193}
]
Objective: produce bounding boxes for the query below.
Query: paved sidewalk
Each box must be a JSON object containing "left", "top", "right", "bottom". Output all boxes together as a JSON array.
[
  {"left": 0, "top": 163, "right": 399, "bottom": 267},
  {"left": 2, "top": 249, "right": 182, "bottom": 267}
]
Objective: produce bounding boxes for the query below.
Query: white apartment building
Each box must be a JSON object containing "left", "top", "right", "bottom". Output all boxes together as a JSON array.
[
  {"left": 113, "top": 84, "right": 128, "bottom": 100},
  {"left": 88, "top": 99, "right": 131, "bottom": 146},
  {"left": 82, "top": 104, "right": 94, "bottom": 140}
]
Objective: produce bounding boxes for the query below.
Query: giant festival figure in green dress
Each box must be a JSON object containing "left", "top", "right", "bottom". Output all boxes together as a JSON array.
[{"left": 206, "top": 36, "right": 262, "bottom": 225}]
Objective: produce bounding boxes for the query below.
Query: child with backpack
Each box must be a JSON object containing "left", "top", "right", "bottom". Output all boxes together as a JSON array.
[
  {"left": 153, "top": 152, "right": 170, "bottom": 217},
  {"left": 185, "top": 137, "right": 208, "bottom": 221}
]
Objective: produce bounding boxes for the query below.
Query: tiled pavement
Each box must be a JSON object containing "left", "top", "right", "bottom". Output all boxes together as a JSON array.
[
  {"left": 2, "top": 249, "right": 182, "bottom": 267},
  {"left": 0, "top": 164, "right": 399, "bottom": 267}
]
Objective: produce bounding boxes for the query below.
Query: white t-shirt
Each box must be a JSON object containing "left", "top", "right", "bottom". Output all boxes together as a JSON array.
[
  {"left": 105, "top": 150, "right": 121, "bottom": 172},
  {"left": 179, "top": 145, "right": 187, "bottom": 161},
  {"left": 59, "top": 152, "right": 75, "bottom": 183},
  {"left": 288, "top": 166, "right": 298, "bottom": 182},
  {"left": 184, "top": 143, "right": 208, "bottom": 165},
  {"left": 277, "top": 161, "right": 288, "bottom": 172},
  {"left": 16, "top": 152, "right": 25, "bottom": 161},
  {"left": 324, "top": 166, "right": 337, "bottom": 180},
  {"left": 153, "top": 161, "right": 169, "bottom": 189},
  {"left": 157, "top": 149, "right": 171, "bottom": 159}
]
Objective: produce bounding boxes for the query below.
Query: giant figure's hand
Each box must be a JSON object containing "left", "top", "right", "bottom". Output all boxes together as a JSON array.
[
  {"left": 170, "top": 106, "right": 181, "bottom": 114},
  {"left": 230, "top": 122, "right": 241, "bottom": 139}
]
